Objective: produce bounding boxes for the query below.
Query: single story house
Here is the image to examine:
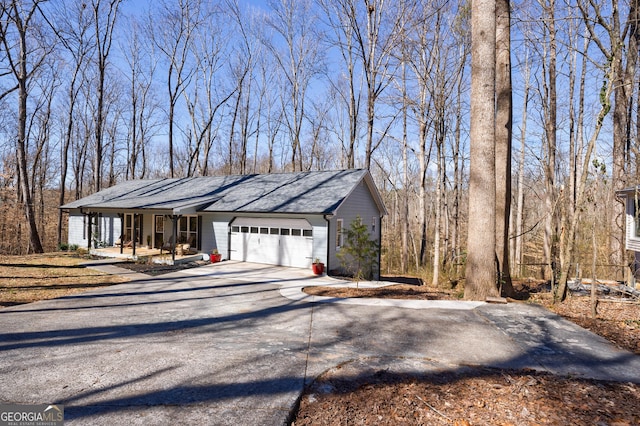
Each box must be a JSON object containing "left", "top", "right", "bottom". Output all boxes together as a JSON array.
[{"left": 61, "top": 169, "right": 387, "bottom": 276}]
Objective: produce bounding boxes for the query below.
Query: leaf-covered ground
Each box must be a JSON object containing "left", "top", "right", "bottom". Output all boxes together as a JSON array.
[
  {"left": 0, "top": 253, "right": 127, "bottom": 307},
  {"left": 294, "top": 367, "right": 640, "bottom": 426}
]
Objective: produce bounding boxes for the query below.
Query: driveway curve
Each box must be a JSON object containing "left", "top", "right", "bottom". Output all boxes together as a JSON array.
[{"left": 0, "top": 261, "right": 638, "bottom": 425}]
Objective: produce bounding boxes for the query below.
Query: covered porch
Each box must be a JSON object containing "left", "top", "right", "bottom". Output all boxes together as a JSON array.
[
  {"left": 80, "top": 208, "right": 203, "bottom": 265},
  {"left": 90, "top": 246, "right": 204, "bottom": 265}
]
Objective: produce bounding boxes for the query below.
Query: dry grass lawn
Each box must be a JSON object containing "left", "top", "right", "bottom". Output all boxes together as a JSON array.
[{"left": 0, "top": 253, "right": 128, "bottom": 307}]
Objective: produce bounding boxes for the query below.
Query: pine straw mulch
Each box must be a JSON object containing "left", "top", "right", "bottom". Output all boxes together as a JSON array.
[
  {"left": 295, "top": 279, "right": 640, "bottom": 426},
  {"left": 294, "top": 367, "right": 640, "bottom": 426}
]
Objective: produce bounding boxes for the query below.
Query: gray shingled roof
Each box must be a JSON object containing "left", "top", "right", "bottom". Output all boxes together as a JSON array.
[{"left": 61, "top": 169, "right": 385, "bottom": 215}]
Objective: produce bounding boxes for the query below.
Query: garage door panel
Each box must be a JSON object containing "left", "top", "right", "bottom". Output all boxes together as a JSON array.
[
  {"left": 281, "top": 235, "right": 312, "bottom": 268},
  {"left": 230, "top": 219, "right": 313, "bottom": 269}
]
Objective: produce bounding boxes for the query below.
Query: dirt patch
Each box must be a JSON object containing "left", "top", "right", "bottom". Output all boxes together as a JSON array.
[
  {"left": 0, "top": 253, "right": 128, "bottom": 308},
  {"left": 295, "top": 279, "right": 640, "bottom": 425}
]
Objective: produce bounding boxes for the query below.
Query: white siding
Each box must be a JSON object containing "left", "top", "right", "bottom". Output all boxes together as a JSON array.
[
  {"left": 67, "top": 211, "right": 121, "bottom": 247},
  {"left": 330, "top": 180, "right": 382, "bottom": 276},
  {"left": 68, "top": 213, "right": 86, "bottom": 246},
  {"left": 199, "top": 213, "right": 235, "bottom": 259}
]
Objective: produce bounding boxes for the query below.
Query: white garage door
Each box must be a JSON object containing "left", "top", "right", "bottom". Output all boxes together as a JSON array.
[{"left": 229, "top": 218, "right": 313, "bottom": 268}]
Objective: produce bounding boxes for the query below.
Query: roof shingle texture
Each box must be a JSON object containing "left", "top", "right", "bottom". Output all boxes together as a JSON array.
[{"left": 62, "top": 169, "right": 369, "bottom": 215}]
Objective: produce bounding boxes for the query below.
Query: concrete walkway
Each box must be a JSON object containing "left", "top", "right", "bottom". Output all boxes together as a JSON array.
[{"left": 1, "top": 261, "right": 639, "bottom": 425}]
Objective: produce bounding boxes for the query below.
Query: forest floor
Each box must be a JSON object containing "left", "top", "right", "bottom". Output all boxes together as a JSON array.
[{"left": 1, "top": 256, "right": 639, "bottom": 424}]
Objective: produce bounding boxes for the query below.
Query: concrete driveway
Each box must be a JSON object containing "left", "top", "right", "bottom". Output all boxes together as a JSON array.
[{"left": 1, "top": 261, "right": 639, "bottom": 425}]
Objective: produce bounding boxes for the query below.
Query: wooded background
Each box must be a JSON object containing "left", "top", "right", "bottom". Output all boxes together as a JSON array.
[{"left": 1, "top": 0, "right": 638, "bottom": 289}]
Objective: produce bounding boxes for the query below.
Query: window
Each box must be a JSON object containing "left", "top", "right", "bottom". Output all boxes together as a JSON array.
[
  {"left": 241, "top": 226, "right": 249, "bottom": 233},
  {"left": 250, "top": 226, "right": 259, "bottom": 234},
  {"left": 231, "top": 226, "right": 240, "bottom": 232},
  {"left": 291, "top": 229, "right": 301, "bottom": 236},
  {"left": 155, "top": 215, "right": 164, "bottom": 233},
  {"left": 123, "top": 213, "right": 142, "bottom": 244},
  {"left": 336, "top": 219, "right": 344, "bottom": 249},
  {"left": 280, "top": 228, "right": 290, "bottom": 236},
  {"left": 260, "top": 227, "right": 269, "bottom": 234},
  {"left": 372, "top": 216, "right": 377, "bottom": 233},
  {"left": 270, "top": 227, "right": 279, "bottom": 235},
  {"left": 303, "top": 229, "right": 313, "bottom": 237},
  {"left": 178, "top": 215, "right": 198, "bottom": 247}
]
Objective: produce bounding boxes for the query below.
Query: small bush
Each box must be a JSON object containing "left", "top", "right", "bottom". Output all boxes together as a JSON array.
[
  {"left": 58, "top": 243, "right": 69, "bottom": 251},
  {"left": 337, "top": 216, "right": 379, "bottom": 281}
]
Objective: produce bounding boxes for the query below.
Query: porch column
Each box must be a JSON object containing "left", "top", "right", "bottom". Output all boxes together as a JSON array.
[
  {"left": 86, "top": 213, "right": 92, "bottom": 250},
  {"left": 172, "top": 215, "right": 178, "bottom": 262},
  {"left": 132, "top": 213, "right": 137, "bottom": 256},
  {"left": 118, "top": 213, "right": 124, "bottom": 254}
]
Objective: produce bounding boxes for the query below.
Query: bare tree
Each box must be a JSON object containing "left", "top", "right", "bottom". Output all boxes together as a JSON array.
[
  {"left": 578, "top": 0, "right": 639, "bottom": 278},
  {"left": 345, "top": 0, "right": 407, "bottom": 170},
  {"left": 90, "top": 0, "right": 121, "bottom": 192},
  {"left": 0, "top": 0, "right": 52, "bottom": 253},
  {"left": 555, "top": 66, "right": 614, "bottom": 301},
  {"left": 226, "top": 0, "right": 256, "bottom": 175},
  {"left": 513, "top": 48, "right": 531, "bottom": 277},
  {"left": 121, "top": 14, "right": 158, "bottom": 180},
  {"left": 465, "top": 0, "right": 498, "bottom": 299},
  {"left": 317, "top": 0, "right": 363, "bottom": 169},
  {"left": 150, "top": 0, "right": 200, "bottom": 178},
  {"left": 54, "top": 1, "right": 94, "bottom": 244},
  {"left": 182, "top": 3, "right": 235, "bottom": 177},
  {"left": 263, "top": 0, "right": 323, "bottom": 171}
]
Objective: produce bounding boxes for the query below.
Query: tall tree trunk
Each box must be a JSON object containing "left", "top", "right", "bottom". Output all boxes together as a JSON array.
[
  {"left": 401, "top": 59, "right": 409, "bottom": 274},
  {"left": 495, "top": 0, "right": 514, "bottom": 296},
  {"left": 465, "top": 0, "right": 498, "bottom": 300},
  {"left": 542, "top": 0, "right": 558, "bottom": 286}
]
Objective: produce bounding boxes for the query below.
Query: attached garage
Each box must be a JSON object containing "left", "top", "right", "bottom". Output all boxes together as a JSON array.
[{"left": 229, "top": 217, "right": 313, "bottom": 268}]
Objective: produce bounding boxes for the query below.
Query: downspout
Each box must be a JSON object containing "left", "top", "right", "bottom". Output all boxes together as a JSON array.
[
  {"left": 227, "top": 216, "right": 237, "bottom": 261},
  {"left": 377, "top": 214, "right": 383, "bottom": 280},
  {"left": 324, "top": 214, "right": 333, "bottom": 273}
]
